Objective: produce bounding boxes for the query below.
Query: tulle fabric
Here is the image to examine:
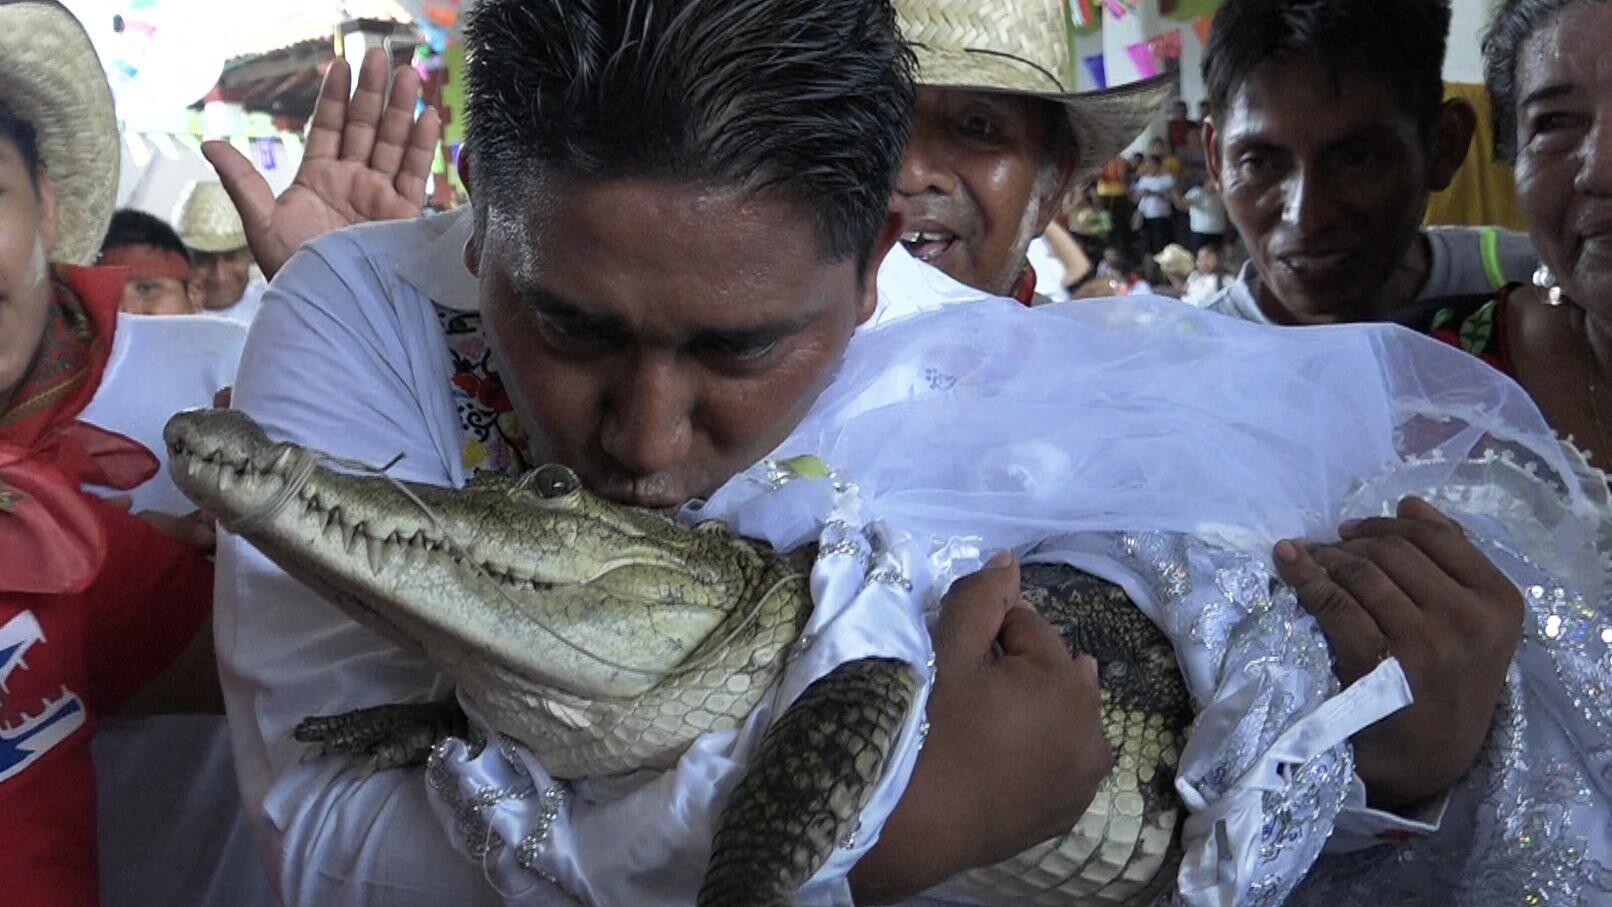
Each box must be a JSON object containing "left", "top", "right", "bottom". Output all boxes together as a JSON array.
[
  {"left": 723, "top": 296, "right": 1606, "bottom": 587},
  {"left": 430, "top": 295, "right": 1609, "bottom": 907},
  {"left": 695, "top": 295, "right": 1609, "bottom": 906}
]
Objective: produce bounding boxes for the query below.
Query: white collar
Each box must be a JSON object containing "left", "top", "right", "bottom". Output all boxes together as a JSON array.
[{"left": 395, "top": 206, "right": 480, "bottom": 312}]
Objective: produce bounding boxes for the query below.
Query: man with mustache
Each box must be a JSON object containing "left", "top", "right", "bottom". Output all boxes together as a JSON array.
[{"left": 1200, "top": 0, "right": 1538, "bottom": 326}]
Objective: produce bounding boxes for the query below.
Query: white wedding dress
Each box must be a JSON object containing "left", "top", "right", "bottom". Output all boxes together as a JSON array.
[{"left": 427, "top": 296, "right": 1612, "bottom": 907}]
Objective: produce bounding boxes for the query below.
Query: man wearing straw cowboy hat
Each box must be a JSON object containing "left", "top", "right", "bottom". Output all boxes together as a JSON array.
[
  {"left": 177, "top": 181, "right": 267, "bottom": 326},
  {"left": 888, "top": 0, "right": 1169, "bottom": 307}
]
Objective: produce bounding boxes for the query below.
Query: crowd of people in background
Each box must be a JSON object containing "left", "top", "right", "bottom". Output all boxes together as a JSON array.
[{"left": 1035, "top": 97, "right": 1235, "bottom": 306}]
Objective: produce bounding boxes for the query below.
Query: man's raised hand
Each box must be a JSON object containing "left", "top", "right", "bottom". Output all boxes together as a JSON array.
[{"left": 202, "top": 47, "right": 442, "bottom": 280}]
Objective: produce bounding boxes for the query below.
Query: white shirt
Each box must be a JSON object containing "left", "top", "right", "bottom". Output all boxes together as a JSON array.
[
  {"left": 216, "top": 208, "right": 934, "bottom": 907},
  {"left": 208, "top": 280, "right": 267, "bottom": 328},
  {"left": 75, "top": 312, "right": 276, "bottom": 907},
  {"left": 1135, "top": 173, "right": 1176, "bottom": 220},
  {"left": 80, "top": 311, "right": 247, "bottom": 513},
  {"left": 1184, "top": 271, "right": 1225, "bottom": 307},
  {"left": 1026, "top": 235, "right": 1073, "bottom": 304},
  {"left": 1205, "top": 226, "right": 1538, "bottom": 324},
  {"left": 1183, "top": 186, "right": 1227, "bottom": 235}
]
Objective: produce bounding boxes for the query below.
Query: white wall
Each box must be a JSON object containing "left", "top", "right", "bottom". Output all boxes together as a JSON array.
[{"left": 1446, "top": 0, "right": 1502, "bottom": 84}]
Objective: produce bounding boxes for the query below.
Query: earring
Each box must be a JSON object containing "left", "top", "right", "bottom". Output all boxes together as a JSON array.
[{"left": 1533, "top": 263, "right": 1566, "bottom": 307}]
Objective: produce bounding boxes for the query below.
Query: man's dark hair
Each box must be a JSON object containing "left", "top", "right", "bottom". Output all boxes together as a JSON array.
[
  {"left": 463, "top": 0, "right": 915, "bottom": 267},
  {"left": 102, "top": 208, "right": 191, "bottom": 262},
  {"left": 0, "top": 97, "right": 41, "bottom": 178},
  {"left": 1484, "top": 0, "right": 1606, "bottom": 161},
  {"left": 1203, "top": 0, "right": 1452, "bottom": 132}
]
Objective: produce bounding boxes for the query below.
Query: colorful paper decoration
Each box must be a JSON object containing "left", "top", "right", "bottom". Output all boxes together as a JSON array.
[
  {"left": 255, "top": 137, "right": 279, "bottom": 171},
  {"left": 1126, "top": 41, "right": 1159, "bottom": 78},
  {"left": 1083, "top": 53, "right": 1108, "bottom": 90},
  {"left": 1192, "top": 13, "right": 1215, "bottom": 45},
  {"left": 1104, "top": 0, "right": 1134, "bottom": 20},
  {"left": 1068, "top": 0, "right": 1096, "bottom": 29},
  {"left": 422, "top": 1, "right": 459, "bottom": 29}
]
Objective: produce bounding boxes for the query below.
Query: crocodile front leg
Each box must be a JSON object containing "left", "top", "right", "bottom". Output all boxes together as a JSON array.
[
  {"left": 294, "top": 700, "right": 476, "bottom": 771},
  {"left": 697, "top": 656, "right": 920, "bottom": 907}
]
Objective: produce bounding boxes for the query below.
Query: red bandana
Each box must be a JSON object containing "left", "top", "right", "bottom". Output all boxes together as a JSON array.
[
  {"left": 98, "top": 244, "right": 192, "bottom": 284},
  {"left": 1010, "top": 260, "right": 1038, "bottom": 306},
  {"left": 0, "top": 265, "right": 159, "bottom": 595}
]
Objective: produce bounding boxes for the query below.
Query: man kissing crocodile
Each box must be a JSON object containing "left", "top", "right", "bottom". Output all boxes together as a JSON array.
[{"left": 204, "top": 1, "right": 1582, "bottom": 906}]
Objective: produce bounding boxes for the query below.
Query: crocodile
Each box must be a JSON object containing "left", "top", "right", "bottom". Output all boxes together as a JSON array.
[{"left": 166, "top": 408, "right": 1192, "bottom": 907}]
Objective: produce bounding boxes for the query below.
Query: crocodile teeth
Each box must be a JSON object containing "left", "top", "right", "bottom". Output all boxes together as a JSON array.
[
  {"left": 366, "top": 535, "right": 389, "bottom": 574},
  {"left": 342, "top": 521, "right": 364, "bottom": 554}
]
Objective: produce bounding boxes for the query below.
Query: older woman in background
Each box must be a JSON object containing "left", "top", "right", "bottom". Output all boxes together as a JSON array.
[{"left": 1413, "top": 0, "right": 1612, "bottom": 474}]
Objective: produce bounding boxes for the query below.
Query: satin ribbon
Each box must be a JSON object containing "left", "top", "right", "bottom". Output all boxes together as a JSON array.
[
  {"left": 0, "top": 265, "right": 158, "bottom": 595},
  {"left": 1174, "top": 656, "right": 1415, "bottom": 906}
]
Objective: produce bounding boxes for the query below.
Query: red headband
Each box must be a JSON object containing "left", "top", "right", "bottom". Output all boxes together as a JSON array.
[{"left": 99, "top": 244, "right": 192, "bottom": 284}]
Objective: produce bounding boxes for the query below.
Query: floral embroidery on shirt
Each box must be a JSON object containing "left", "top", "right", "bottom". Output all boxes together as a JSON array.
[
  {"left": 1419, "top": 288, "right": 1515, "bottom": 376},
  {"left": 434, "top": 305, "right": 530, "bottom": 477}
]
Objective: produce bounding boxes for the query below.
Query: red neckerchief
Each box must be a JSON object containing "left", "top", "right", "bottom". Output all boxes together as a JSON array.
[
  {"left": 0, "top": 265, "right": 158, "bottom": 595},
  {"left": 1010, "top": 260, "right": 1038, "bottom": 306}
]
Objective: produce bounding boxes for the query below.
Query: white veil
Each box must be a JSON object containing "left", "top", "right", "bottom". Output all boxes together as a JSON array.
[
  {"left": 430, "top": 292, "right": 1610, "bottom": 907},
  {"left": 695, "top": 295, "right": 1609, "bottom": 906},
  {"left": 712, "top": 296, "right": 1606, "bottom": 588}
]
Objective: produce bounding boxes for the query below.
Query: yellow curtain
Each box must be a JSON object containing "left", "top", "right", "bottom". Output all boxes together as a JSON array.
[{"left": 1425, "top": 82, "right": 1527, "bottom": 231}]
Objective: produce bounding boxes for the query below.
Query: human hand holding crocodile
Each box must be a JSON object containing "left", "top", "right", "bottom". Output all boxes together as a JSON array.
[
  {"left": 1275, "top": 496, "right": 1524, "bottom": 811},
  {"left": 850, "top": 553, "right": 1113, "bottom": 903}
]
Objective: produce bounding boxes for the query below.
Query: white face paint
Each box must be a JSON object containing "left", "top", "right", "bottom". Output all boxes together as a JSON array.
[
  {"left": 0, "top": 216, "right": 58, "bottom": 408},
  {"left": 26, "top": 231, "right": 47, "bottom": 288},
  {"left": 1005, "top": 163, "right": 1065, "bottom": 293},
  {"left": 1009, "top": 180, "right": 1051, "bottom": 278}
]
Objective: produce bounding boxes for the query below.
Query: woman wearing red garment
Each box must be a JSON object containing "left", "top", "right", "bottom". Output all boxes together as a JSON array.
[{"left": 0, "top": 3, "right": 213, "bottom": 905}]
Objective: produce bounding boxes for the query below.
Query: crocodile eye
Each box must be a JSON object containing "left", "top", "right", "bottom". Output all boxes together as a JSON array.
[{"left": 530, "top": 464, "right": 580, "bottom": 499}]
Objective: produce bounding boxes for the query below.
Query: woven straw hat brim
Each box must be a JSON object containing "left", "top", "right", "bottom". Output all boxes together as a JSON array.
[
  {"left": 0, "top": 1, "right": 119, "bottom": 265},
  {"left": 185, "top": 235, "right": 249, "bottom": 254},
  {"left": 914, "top": 44, "right": 1174, "bottom": 186},
  {"left": 182, "top": 228, "right": 249, "bottom": 254},
  {"left": 1155, "top": 243, "right": 1195, "bottom": 278},
  {"left": 178, "top": 182, "right": 248, "bottom": 253}
]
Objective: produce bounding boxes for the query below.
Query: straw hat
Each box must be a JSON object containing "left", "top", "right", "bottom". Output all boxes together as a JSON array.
[
  {"left": 177, "top": 181, "right": 248, "bottom": 254},
  {"left": 1154, "top": 243, "right": 1195, "bottom": 279},
  {"left": 0, "top": 0, "right": 119, "bottom": 265},
  {"left": 895, "top": 0, "right": 1172, "bottom": 183}
]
